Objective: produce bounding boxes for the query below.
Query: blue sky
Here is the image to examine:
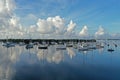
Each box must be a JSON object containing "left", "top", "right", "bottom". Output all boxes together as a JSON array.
[{"left": 15, "top": 0, "right": 120, "bottom": 34}]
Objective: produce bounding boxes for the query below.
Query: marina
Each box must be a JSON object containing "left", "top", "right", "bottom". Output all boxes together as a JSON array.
[{"left": 0, "top": 0, "right": 120, "bottom": 80}]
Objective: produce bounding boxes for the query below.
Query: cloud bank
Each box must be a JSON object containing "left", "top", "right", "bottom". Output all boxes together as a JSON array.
[{"left": 0, "top": 0, "right": 119, "bottom": 39}]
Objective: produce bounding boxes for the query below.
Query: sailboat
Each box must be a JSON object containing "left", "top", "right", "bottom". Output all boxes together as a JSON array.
[
  {"left": 38, "top": 44, "right": 48, "bottom": 49},
  {"left": 2, "top": 35, "right": 15, "bottom": 48},
  {"left": 26, "top": 42, "right": 33, "bottom": 49},
  {"left": 107, "top": 41, "right": 114, "bottom": 52},
  {"left": 66, "top": 42, "right": 73, "bottom": 47},
  {"left": 38, "top": 41, "right": 48, "bottom": 49},
  {"left": 56, "top": 43, "right": 66, "bottom": 50},
  {"left": 19, "top": 42, "right": 25, "bottom": 46},
  {"left": 96, "top": 42, "right": 104, "bottom": 49},
  {"left": 78, "top": 42, "right": 89, "bottom": 51},
  {"left": 19, "top": 39, "right": 25, "bottom": 46},
  {"left": 3, "top": 42, "right": 15, "bottom": 48},
  {"left": 25, "top": 33, "right": 34, "bottom": 49}
]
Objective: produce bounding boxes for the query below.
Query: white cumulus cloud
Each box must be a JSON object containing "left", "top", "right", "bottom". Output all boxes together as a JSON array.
[
  {"left": 0, "top": 0, "right": 24, "bottom": 39},
  {"left": 31, "top": 16, "right": 66, "bottom": 35},
  {"left": 45, "top": 16, "right": 66, "bottom": 35},
  {"left": 79, "top": 25, "right": 88, "bottom": 37},
  {"left": 67, "top": 20, "right": 76, "bottom": 33},
  {"left": 95, "top": 26, "right": 105, "bottom": 38},
  {"left": 37, "top": 18, "right": 55, "bottom": 34}
]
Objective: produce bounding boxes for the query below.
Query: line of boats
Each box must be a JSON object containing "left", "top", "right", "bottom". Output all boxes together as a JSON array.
[{"left": 1, "top": 40, "right": 118, "bottom": 52}]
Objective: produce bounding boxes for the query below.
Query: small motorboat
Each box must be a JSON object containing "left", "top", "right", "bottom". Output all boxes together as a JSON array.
[
  {"left": 26, "top": 43, "right": 33, "bottom": 49},
  {"left": 115, "top": 44, "right": 117, "bottom": 47},
  {"left": 19, "top": 42, "right": 25, "bottom": 46},
  {"left": 79, "top": 47, "right": 90, "bottom": 51},
  {"left": 3, "top": 42, "right": 15, "bottom": 48},
  {"left": 38, "top": 44, "right": 48, "bottom": 49},
  {"left": 56, "top": 44, "right": 66, "bottom": 50},
  {"left": 107, "top": 48, "right": 114, "bottom": 52},
  {"left": 66, "top": 43, "right": 73, "bottom": 47}
]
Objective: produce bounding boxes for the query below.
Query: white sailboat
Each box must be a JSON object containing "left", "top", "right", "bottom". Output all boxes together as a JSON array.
[
  {"left": 3, "top": 35, "right": 15, "bottom": 48},
  {"left": 55, "top": 44, "right": 66, "bottom": 50},
  {"left": 25, "top": 32, "right": 34, "bottom": 49},
  {"left": 38, "top": 43, "right": 48, "bottom": 49},
  {"left": 26, "top": 42, "right": 33, "bottom": 49}
]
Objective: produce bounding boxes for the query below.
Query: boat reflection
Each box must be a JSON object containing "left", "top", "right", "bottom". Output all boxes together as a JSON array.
[{"left": 37, "top": 46, "right": 65, "bottom": 64}]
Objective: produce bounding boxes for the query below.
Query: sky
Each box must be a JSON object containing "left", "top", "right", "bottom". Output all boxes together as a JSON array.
[{"left": 0, "top": 0, "right": 120, "bottom": 39}]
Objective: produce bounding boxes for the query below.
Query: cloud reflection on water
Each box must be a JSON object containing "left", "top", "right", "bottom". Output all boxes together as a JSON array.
[{"left": 0, "top": 42, "right": 120, "bottom": 80}]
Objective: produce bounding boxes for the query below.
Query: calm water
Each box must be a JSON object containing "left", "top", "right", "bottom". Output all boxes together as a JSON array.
[{"left": 0, "top": 41, "right": 120, "bottom": 80}]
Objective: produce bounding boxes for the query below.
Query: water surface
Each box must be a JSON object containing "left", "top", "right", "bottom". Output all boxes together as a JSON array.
[{"left": 0, "top": 41, "right": 120, "bottom": 80}]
